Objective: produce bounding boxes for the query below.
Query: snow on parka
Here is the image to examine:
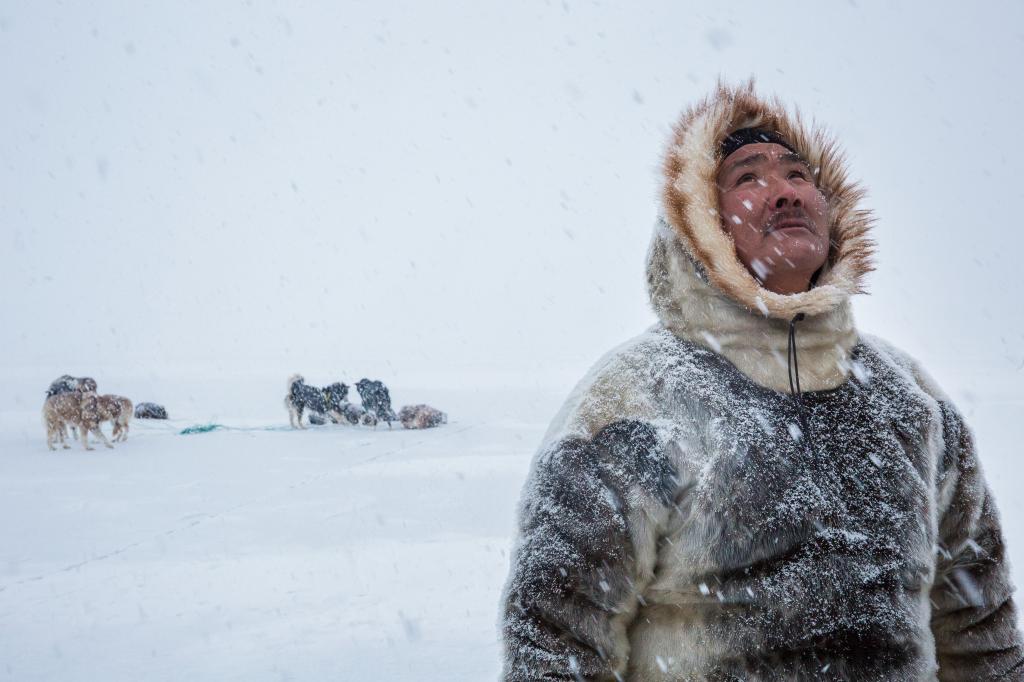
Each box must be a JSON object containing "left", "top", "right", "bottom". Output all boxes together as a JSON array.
[{"left": 500, "top": 82, "right": 1024, "bottom": 681}]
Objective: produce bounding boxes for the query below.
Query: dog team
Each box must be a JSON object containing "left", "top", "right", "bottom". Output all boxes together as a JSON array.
[
  {"left": 43, "top": 375, "right": 133, "bottom": 451},
  {"left": 285, "top": 374, "right": 446, "bottom": 430},
  {"left": 41, "top": 373, "right": 447, "bottom": 449}
]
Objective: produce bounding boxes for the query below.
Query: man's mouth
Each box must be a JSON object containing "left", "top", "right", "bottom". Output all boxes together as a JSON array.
[{"left": 767, "top": 214, "right": 811, "bottom": 233}]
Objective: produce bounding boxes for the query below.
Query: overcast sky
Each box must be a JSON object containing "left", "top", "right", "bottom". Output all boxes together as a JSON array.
[{"left": 3, "top": 0, "right": 1023, "bottom": 397}]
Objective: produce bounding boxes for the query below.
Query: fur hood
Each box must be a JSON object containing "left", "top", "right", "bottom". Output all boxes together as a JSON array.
[{"left": 648, "top": 81, "right": 876, "bottom": 392}]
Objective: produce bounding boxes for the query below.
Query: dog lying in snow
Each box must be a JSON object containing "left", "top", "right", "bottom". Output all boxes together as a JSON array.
[
  {"left": 332, "top": 402, "right": 374, "bottom": 426},
  {"left": 134, "top": 402, "right": 167, "bottom": 419},
  {"left": 43, "top": 390, "right": 113, "bottom": 451},
  {"left": 309, "top": 402, "right": 385, "bottom": 428},
  {"left": 355, "top": 379, "right": 397, "bottom": 428},
  {"left": 285, "top": 375, "right": 351, "bottom": 428},
  {"left": 398, "top": 404, "right": 447, "bottom": 430},
  {"left": 308, "top": 403, "right": 373, "bottom": 426}
]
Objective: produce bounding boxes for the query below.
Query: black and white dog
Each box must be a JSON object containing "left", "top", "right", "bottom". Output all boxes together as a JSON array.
[
  {"left": 285, "top": 375, "right": 350, "bottom": 428},
  {"left": 46, "top": 375, "right": 97, "bottom": 397},
  {"left": 310, "top": 402, "right": 374, "bottom": 426},
  {"left": 134, "top": 402, "right": 168, "bottom": 419},
  {"left": 355, "top": 378, "right": 397, "bottom": 428}
]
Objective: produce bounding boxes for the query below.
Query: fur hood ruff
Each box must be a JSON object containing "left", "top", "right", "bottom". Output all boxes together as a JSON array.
[{"left": 648, "top": 80, "right": 875, "bottom": 392}]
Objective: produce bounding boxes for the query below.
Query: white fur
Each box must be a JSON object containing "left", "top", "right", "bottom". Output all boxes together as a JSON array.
[{"left": 647, "top": 220, "right": 857, "bottom": 392}]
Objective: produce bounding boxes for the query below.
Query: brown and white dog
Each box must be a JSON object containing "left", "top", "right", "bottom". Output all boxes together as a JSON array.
[
  {"left": 398, "top": 404, "right": 447, "bottom": 430},
  {"left": 45, "top": 376, "right": 99, "bottom": 442},
  {"left": 96, "top": 394, "right": 133, "bottom": 442},
  {"left": 43, "top": 391, "right": 113, "bottom": 451}
]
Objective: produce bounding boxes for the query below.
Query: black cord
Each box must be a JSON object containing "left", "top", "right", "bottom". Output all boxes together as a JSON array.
[{"left": 787, "top": 313, "right": 812, "bottom": 446}]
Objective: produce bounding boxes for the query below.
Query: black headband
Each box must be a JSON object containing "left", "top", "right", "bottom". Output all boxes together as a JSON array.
[{"left": 720, "top": 127, "right": 796, "bottom": 159}]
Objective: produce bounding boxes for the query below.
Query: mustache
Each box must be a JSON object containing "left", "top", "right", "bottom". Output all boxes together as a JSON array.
[{"left": 766, "top": 208, "right": 813, "bottom": 232}]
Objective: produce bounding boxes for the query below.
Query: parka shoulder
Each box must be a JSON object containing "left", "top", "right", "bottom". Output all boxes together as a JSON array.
[{"left": 860, "top": 333, "right": 952, "bottom": 405}]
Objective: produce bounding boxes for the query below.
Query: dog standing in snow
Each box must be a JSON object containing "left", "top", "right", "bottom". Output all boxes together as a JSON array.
[
  {"left": 46, "top": 375, "right": 97, "bottom": 397},
  {"left": 355, "top": 379, "right": 397, "bottom": 428},
  {"left": 96, "top": 394, "right": 133, "bottom": 442},
  {"left": 285, "top": 375, "right": 349, "bottom": 428},
  {"left": 45, "top": 375, "right": 99, "bottom": 442},
  {"left": 43, "top": 390, "right": 113, "bottom": 451}
]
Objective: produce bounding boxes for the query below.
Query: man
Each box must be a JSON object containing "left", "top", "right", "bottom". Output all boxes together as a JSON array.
[{"left": 501, "top": 82, "right": 1024, "bottom": 680}]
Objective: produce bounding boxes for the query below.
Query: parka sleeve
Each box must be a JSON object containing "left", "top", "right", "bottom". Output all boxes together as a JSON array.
[
  {"left": 929, "top": 401, "right": 1024, "bottom": 679},
  {"left": 500, "top": 420, "right": 678, "bottom": 681}
]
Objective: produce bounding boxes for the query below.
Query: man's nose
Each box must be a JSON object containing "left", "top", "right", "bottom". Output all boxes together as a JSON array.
[{"left": 771, "top": 178, "right": 801, "bottom": 209}]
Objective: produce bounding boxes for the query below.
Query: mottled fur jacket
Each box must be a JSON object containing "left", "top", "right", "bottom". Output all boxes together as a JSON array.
[{"left": 500, "top": 82, "right": 1024, "bottom": 681}]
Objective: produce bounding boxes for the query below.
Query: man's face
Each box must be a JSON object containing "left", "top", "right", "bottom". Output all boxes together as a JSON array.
[{"left": 715, "top": 142, "right": 830, "bottom": 293}]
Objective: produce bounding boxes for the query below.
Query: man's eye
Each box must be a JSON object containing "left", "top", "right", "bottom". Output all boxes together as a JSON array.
[
  {"left": 737, "top": 173, "right": 756, "bottom": 184},
  {"left": 789, "top": 170, "right": 808, "bottom": 180}
]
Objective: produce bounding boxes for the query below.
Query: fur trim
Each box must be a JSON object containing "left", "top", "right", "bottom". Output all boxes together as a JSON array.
[
  {"left": 647, "top": 218, "right": 857, "bottom": 392},
  {"left": 659, "top": 79, "right": 875, "bottom": 320}
]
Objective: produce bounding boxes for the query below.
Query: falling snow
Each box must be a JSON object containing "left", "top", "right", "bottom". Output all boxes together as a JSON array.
[{"left": 2, "top": 2, "right": 1023, "bottom": 680}]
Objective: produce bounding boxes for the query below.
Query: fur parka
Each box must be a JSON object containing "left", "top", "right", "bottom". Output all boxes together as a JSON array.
[{"left": 500, "top": 82, "right": 1024, "bottom": 681}]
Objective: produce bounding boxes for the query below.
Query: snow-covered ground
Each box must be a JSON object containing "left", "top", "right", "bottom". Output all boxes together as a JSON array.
[
  {"left": 1, "top": 367, "right": 1023, "bottom": 681},
  {"left": 3, "top": 3, "right": 1024, "bottom": 679},
  {"left": 0, "top": 378, "right": 565, "bottom": 681}
]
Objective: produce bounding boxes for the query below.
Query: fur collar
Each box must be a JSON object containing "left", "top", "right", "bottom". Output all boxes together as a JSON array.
[
  {"left": 648, "top": 81, "right": 875, "bottom": 392},
  {"left": 647, "top": 219, "right": 857, "bottom": 392}
]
